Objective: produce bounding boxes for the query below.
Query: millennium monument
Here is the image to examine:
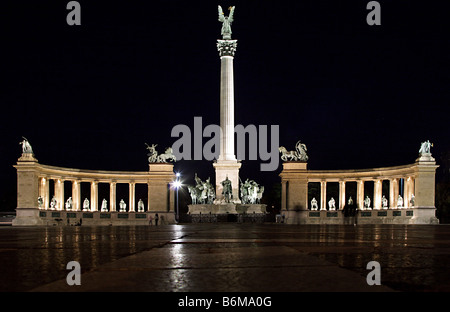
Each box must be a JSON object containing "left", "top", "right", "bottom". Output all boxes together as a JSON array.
[
  {"left": 214, "top": 5, "right": 241, "bottom": 203},
  {"left": 187, "top": 6, "right": 266, "bottom": 219},
  {"left": 12, "top": 7, "right": 439, "bottom": 225}
]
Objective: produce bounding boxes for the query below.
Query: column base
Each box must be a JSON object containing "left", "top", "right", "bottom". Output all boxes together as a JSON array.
[{"left": 12, "top": 208, "right": 45, "bottom": 226}]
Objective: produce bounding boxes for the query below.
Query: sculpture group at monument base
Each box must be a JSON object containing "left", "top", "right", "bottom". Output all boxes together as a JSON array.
[{"left": 280, "top": 207, "right": 439, "bottom": 225}]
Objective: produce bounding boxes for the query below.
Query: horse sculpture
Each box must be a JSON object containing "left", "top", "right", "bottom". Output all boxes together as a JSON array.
[
  {"left": 157, "top": 147, "right": 176, "bottom": 163},
  {"left": 188, "top": 185, "right": 201, "bottom": 205},
  {"left": 279, "top": 140, "right": 308, "bottom": 162}
]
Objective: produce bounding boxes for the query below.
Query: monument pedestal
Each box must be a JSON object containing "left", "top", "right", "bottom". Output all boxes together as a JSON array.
[
  {"left": 13, "top": 153, "right": 44, "bottom": 226},
  {"left": 213, "top": 160, "right": 241, "bottom": 203},
  {"left": 188, "top": 203, "right": 267, "bottom": 215},
  {"left": 188, "top": 203, "right": 237, "bottom": 214}
]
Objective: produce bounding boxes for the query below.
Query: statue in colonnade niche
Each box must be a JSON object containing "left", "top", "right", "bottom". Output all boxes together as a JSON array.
[
  {"left": 397, "top": 195, "right": 404, "bottom": 208},
  {"left": 382, "top": 195, "right": 388, "bottom": 209},
  {"left": 119, "top": 199, "right": 127, "bottom": 212},
  {"left": 348, "top": 196, "right": 354, "bottom": 205},
  {"left": 311, "top": 197, "right": 318, "bottom": 210},
  {"left": 101, "top": 198, "right": 108, "bottom": 212},
  {"left": 65, "top": 197, "right": 73, "bottom": 210},
  {"left": 38, "top": 196, "right": 43, "bottom": 209},
  {"left": 138, "top": 199, "right": 145, "bottom": 212},
  {"left": 410, "top": 194, "right": 415, "bottom": 207},
  {"left": 328, "top": 197, "right": 336, "bottom": 210},
  {"left": 364, "top": 196, "right": 371, "bottom": 210},
  {"left": 83, "top": 198, "right": 90, "bottom": 211},
  {"left": 50, "top": 196, "right": 57, "bottom": 210}
]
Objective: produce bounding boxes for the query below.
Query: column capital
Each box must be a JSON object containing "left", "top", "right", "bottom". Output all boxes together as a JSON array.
[{"left": 217, "top": 39, "right": 237, "bottom": 57}]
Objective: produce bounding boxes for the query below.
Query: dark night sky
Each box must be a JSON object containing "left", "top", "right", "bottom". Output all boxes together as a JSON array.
[{"left": 1, "top": 0, "right": 449, "bottom": 210}]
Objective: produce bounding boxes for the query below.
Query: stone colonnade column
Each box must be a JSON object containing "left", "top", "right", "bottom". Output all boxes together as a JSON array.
[
  {"left": 373, "top": 179, "right": 382, "bottom": 210},
  {"left": 90, "top": 181, "right": 98, "bottom": 211},
  {"left": 339, "top": 181, "right": 346, "bottom": 209},
  {"left": 389, "top": 178, "right": 396, "bottom": 208},
  {"left": 72, "top": 180, "right": 81, "bottom": 211},
  {"left": 129, "top": 182, "right": 136, "bottom": 212},
  {"left": 110, "top": 182, "right": 116, "bottom": 212},
  {"left": 281, "top": 181, "right": 287, "bottom": 210},
  {"left": 404, "top": 176, "right": 414, "bottom": 208},
  {"left": 357, "top": 180, "right": 364, "bottom": 209},
  {"left": 320, "top": 181, "right": 327, "bottom": 210},
  {"left": 39, "top": 177, "right": 49, "bottom": 209},
  {"left": 54, "top": 179, "right": 64, "bottom": 210}
]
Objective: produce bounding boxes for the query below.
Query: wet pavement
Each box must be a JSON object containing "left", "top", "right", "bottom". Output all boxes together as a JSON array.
[{"left": 1, "top": 224, "right": 450, "bottom": 292}]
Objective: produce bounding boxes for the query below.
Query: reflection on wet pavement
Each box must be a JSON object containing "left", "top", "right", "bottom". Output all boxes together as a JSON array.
[{"left": 1, "top": 224, "right": 450, "bottom": 291}]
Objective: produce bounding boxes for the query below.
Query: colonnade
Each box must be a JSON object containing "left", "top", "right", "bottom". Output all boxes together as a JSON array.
[
  {"left": 14, "top": 154, "right": 176, "bottom": 226},
  {"left": 308, "top": 176, "right": 415, "bottom": 210},
  {"left": 38, "top": 178, "right": 147, "bottom": 212},
  {"left": 280, "top": 158, "right": 437, "bottom": 213}
]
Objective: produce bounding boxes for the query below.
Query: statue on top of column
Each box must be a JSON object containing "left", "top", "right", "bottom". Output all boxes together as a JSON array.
[
  {"left": 279, "top": 140, "right": 309, "bottom": 162},
  {"left": 145, "top": 143, "right": 176, "bottom": 163},
  {"left": 19, "top": 137, "right": 33, "bottom": 154},
  {"left": 419, "top": 140, "right": 433, "bottom": 156},
  {"left": 218, "top": 5, "right": 235, "bottom": 40}
]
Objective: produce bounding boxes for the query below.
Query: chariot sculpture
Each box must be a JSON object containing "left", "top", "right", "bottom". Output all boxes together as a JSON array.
[{"left": 279, "top": 140, "right": 308, "bottom": 162}]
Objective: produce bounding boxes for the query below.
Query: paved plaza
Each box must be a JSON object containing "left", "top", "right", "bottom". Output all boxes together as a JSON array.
[{"left": 1, "top": 224, "right": 450, "bottom": 292}]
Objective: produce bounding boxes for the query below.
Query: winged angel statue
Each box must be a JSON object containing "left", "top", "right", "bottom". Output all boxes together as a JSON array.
[{"left": 218, "top": 5, "right": 235, "bottom": 39}]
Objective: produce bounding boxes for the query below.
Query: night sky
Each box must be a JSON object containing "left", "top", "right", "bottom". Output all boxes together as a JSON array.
[{"left": 2, "top": 0, "right": 449, "bottom": 210}]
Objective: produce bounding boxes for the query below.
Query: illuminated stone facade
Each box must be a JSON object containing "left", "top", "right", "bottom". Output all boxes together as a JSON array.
[
  {"left": 13, "top": 153, "right": 175, "bottom": 226},
  {"left": 279, "top": 156, "right": 439, "bottom": 224}
]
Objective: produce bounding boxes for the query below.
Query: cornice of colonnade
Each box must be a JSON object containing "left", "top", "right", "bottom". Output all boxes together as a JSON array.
[
  {"left": 280, "top": 162, "right": 420, "bottom": 181},
  {"left": 28, "top": 162, "right": 175, "bottom": 184}
]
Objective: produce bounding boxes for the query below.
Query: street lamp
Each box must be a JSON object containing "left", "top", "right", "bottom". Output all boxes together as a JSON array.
[{"left": 173, "top": 173, "right": 181, "bottom": 222}]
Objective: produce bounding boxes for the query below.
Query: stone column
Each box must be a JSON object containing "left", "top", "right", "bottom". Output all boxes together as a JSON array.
[
  {"left": 214, "top": 38, "right": 241, "bottom": 203},
  {"left": 39, "top": 177, "right": 47, "bottom": 209},
  {"left": 55, "top": 179, "right": 64, "bottom": 210},
  {"left": 281, "top": 181, "right": 287, "bottom": 210},
  {"left": 90, "top": 181, "right": 98, "bottom": 211},
  {"left": 13, "top": 153, "right": 44, "bottom": 225},
  {"left": 129, "top": 182, "right": 135, "bottom": 212},
  {"left": 217, "top": 40, "right": 238, "bottom": 162},
  {"left": 404, "top": 177, "right": 410, "bottom": 208},
  {"left": 374, "top": 179, "right": 382, "bottom": 210},
  {"left": 110, "top": 182, "right": 117, "bottom": 212},
  {"left": 413, "top": 154, "right": 439, "bottom": 223},
  {"left": 72, "top": 180, "right": 81, "bottom": 211},
  {"left": 389, "top": 178, "right": 396, "bottom": 209},
  {"left": 357, "top": 180, "right": 364, "bottom": 209},
  {"left": 392, "top": 178, "right": 399, "bottom": 208},
  {"left": 320, "top": 181, "right": 327, "bottom": 210},
  {"left": 339, "top": 181, "right": 346, "bottom": 210}
]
